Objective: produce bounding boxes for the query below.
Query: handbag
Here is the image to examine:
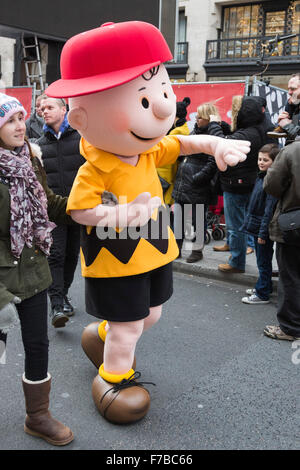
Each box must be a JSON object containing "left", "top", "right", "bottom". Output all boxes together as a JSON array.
[{"left": 278, "top": 207, "right": 300, "bottom": 246}]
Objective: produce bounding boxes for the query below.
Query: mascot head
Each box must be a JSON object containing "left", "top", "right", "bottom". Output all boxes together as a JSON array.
[{"left": 46, "top": 21, "right": 177, "bottom": 156}]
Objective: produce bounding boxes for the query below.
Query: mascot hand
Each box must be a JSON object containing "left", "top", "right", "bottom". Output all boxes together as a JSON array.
[
  {"left": 119, "top": 192, "right": 162, "bottom": 227},
  {"left": 93, "top": 192, "right": 161, "bottom": 228},
  {"left": 177, "top": 135, "right": 251, "bottom": 172},
  {"left": 214, "top": 138, "right": 250, "bottom": 171}
]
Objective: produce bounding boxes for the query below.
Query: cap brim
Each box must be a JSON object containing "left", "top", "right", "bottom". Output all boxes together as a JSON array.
[{"left": 46, "top": 61, "right": 162, "bottom": 98}]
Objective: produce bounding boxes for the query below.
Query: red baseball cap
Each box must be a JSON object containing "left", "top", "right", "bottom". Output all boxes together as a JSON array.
[{"left": 46, "top": 21, "right": 173, "bottom": 98}]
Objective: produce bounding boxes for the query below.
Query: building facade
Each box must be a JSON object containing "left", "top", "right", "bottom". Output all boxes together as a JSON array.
[{"left": 175, "top": 0, "right": 300, "bottom": 88}]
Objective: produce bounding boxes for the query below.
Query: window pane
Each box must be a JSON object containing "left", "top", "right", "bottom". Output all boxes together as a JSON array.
[
  {"left": 265, "top": 11, "right": 285, "bottom": 36},
  {"left": 236, "top": 6, "right": 250, "bottom": 37},
  {"left": 250, "top": 5, "right": 259, "bottom": 37},
  {"left": 178, "top": 10, "right": 187, "bottom": 42},
  {"left": 223, "top": 8, "right": 229, "bottom": 39},
  {"left": 292, "top": 1, "right": 300, "bottom": 34},
  {"left": 229, "top": 7, "right": 237, "bottom": 38}
]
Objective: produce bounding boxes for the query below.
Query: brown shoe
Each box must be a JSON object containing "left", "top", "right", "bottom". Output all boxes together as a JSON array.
[
  {"left": 218, "top": 263, "right": 245, "bottom": 273},
  {"left": 263, "top": 325, "right": 300, "bottom": 341},
  {"left": 213, "top": 243, "right": 230, "bottom": 252},
  {"left": 246, "top": 247, "right": 254, "bottom": 255},
  {"left": 22, "top": 374, "right": 74, "bottom": 446},
  {"left": 81, "top": 322, "right": 136, "bottom": 370},
  {"left": 267, "top": 126, "right": 287, "bottom": 138},
  {"left": 92, "top": 372, "right": 151, "bottom": 424}
]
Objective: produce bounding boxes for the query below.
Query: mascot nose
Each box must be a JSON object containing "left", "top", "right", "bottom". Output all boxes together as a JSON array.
[{"left": 152, "top": 99, "right": 174, "bottom": 119}]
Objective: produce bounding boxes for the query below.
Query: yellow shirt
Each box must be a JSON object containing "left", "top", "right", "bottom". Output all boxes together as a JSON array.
[
  {"left": 157, "top": 122, "right": 190, "bottom": 205},
  {"left": 67, "top": 135, "right": 181, "bottom": 278}
]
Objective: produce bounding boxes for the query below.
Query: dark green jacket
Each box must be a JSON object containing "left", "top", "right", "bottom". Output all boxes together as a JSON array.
[
  {"left": 0, "top": 152, "right": 72, "bottom": 310},
  {"left": 263, "top": 142, "right": 300, "bottom": 243}
]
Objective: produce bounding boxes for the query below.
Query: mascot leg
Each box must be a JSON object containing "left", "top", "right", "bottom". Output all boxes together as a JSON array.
[
  {"left": 81, "top": 320, "right": 136, "bottom": 370},
  {"left": 143, "top": 305, "right": 162, "bottom": 332},
  {"left": 92, "top": 319, "right": 152, "bottom": 424}
]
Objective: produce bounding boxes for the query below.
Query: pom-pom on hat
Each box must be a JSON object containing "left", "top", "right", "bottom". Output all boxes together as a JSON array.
[
  {"left": 176, "top": 97, "right": 191, "bottom": 119},
  {"left": 46, "top": 21, "right": 173, "bottom": 98},
  {"left": 0, "top": 93, "right": 27, "bottom": 129}
]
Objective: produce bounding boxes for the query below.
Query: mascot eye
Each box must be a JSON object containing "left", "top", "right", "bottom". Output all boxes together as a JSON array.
[
  {"left": 142, "top": 97, "right": 149, "bottom": 109},
  {"left": 164, "top": 92, "right": 168, "bottom": 98}
]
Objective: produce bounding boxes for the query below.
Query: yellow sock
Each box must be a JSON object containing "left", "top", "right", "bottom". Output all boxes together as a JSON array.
[
  {"left": 98, "top": 320, "right": 108, "bottom": 342},
  {"left": 99, "top": 363, "right": 135, "bottom": 383}
]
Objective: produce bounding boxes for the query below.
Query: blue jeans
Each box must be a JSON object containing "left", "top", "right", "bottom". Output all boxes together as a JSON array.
[
  {"left": 254, "top": 237, "right": 274, "bottom": 300},
  {"left": 247, "top": 235, "right": 255, "bottom": 249},
  {"left": 226, "top": 234, "right": 254, "bottom": 248},
  {"left": 223, "top": 191, "right": 250, "bottom": 270}
]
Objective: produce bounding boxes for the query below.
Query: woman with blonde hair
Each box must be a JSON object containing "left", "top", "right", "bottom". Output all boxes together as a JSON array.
[
  {"left": 172, "top": 101, "right": 230, "bottom": 262},
  {"left": 231, "top": 95, "right": 243, "bottom": 132}
]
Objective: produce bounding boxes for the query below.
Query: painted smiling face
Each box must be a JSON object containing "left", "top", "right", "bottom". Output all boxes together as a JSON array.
[{"left": 68, "top": 65, "right": 176, "bottom": 157}]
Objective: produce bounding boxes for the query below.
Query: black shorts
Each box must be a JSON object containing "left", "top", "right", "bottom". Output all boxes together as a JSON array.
[{"left": 85, "top": 262, "right": 173, "bottom": 322}]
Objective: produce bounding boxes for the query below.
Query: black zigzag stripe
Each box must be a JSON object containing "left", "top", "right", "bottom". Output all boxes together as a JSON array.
[{"left": 81, "top": 205, "right": 171, "bottom": 266}]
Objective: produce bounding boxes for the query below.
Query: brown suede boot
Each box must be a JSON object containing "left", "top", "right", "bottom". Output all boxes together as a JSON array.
[
  {"left": 92, "top": 371, "right": 151, "bottom": 424},
  {"left": 22, "top": 373, "right": 74, "bottom": 446},
  {"left": 81, "top": 321, "right": 136, "bottom": 370},
  {"left": 186, "top": 249, "right": 203, "bottom": 263}
]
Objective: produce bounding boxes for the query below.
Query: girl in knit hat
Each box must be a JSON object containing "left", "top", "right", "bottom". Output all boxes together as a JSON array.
[{"left": 0, "top": 93, "right": 74, "bottom": 446}]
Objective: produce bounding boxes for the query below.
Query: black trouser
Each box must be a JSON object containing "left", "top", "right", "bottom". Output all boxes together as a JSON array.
[
  {"left": 174, "top": 201, "right": 207, "bottom": 252},
  {"left": 48, "top": 225, "right": 80, "bottom": 308},
  {"left": 0, "top": 290, "right": 49, "bottom": 381},
  {"left": 276, "top": 242, "right": 300, "bottom": 337}
]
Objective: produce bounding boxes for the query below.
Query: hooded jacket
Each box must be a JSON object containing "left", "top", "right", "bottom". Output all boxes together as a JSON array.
[{"left": 207, "top": 96, "right": 268, "bottom": 194}]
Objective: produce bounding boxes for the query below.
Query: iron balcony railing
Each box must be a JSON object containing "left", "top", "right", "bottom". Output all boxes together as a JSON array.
[
  {"left": 175, "top": 41, "right": 189, "bottom": 64},
  {"left": 206, "top": 34, "right": 300, "bottom": 62}
]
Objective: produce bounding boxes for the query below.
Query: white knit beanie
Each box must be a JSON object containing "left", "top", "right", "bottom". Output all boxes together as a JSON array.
[{"left": 0, "top": 93, "right": 27, "bottom": 129}]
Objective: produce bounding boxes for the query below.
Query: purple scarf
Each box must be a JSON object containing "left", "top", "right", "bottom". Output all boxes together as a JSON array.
[{"left": 0, "top": 143, "right": 55, "bottom": 258}]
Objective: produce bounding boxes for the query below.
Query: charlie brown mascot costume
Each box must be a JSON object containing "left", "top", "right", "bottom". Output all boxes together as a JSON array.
[{"left": 46, "top": 21, "right": 250, "bottom": 424}]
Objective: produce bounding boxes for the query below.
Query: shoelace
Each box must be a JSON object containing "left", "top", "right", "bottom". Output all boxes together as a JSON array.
[{"left": 100, "top": 371, "right": 156, "bottom": 403}]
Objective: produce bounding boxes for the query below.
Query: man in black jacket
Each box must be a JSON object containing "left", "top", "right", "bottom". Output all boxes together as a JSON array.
[
  {"left": 269, "top": 74, "right": 300, "bottom": 141},
  {"left": 37, "top": 96, "right": 85, "bottom": 327},
  {"left": 26, "top": 94, "right": 44, "bottom": 142}
]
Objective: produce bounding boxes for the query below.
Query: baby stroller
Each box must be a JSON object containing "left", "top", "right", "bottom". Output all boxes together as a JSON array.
[{"left": 205, "top": 196, "right": 226, "bottom": 244}]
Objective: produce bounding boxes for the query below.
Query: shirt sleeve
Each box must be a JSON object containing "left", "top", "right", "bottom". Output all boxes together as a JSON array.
[
  {"left": 66, "top": 163, "right": 105, "bottom": 214},
  {"left": 152, "top": 135, "right": 181, "bottom": 168}
]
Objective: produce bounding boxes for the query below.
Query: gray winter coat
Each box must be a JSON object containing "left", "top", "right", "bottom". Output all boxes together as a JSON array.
[
  {"left": 263, "top": 142, "right": 300, "bottom": 243},
  {"left": 25, "top": 113, "right": 44, "bottom": 142}
]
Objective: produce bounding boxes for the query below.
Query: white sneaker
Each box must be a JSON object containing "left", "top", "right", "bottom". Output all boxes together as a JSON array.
[
  {"left": 242, "top": 294, "right": 270, "bottom": 304},
  {"left": 245, "top": 288, "right": 256, "bottom": 295}
]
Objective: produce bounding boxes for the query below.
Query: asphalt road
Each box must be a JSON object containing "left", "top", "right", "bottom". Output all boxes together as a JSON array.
[{"left": 0, "top": 267, "right": 298, "bottom": 451}]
